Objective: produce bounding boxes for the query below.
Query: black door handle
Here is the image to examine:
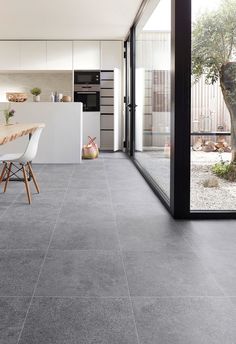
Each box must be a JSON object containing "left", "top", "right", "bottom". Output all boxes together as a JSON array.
[{"left": 128, "top": 104, "right": 137, "bottom": 109}]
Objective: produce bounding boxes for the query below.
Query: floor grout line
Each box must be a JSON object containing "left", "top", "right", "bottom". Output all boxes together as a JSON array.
[
  {"left": 102, "top": 156, "right": 141, "bottom": 344},
  {"left": 16, "top": 165, "right": 75, "bottom": 344}
]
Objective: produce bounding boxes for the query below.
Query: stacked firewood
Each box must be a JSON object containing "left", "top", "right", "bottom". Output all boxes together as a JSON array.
[{"left": 192, "top": 136, "right": 231, "bottom": 152}]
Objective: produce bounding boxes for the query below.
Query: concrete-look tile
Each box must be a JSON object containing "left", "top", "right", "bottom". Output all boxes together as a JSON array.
[
  {"left": 36, "top": 250, "right": 128, "bottom": 297},
  {"left": 132, "top": 297, "right": 236, "bottom": 344},
  {"left": 50, "top": 221, "right": 119, "bottom": 250},
  {"left": 124, "top": 251, "right": 223, "bottom": 297},
  {"left": 63, "top": 188, "right": 111, "bottom": 205},
  {"left": 0, "top": 250, "right": 45, "bottom": 296},
  {"left": 176, "top": 220, "right": 236, "bottom": 251},
  {"left": 18, "top": 297, "right": 138, "bottom": 344},
  {"left": 115, "top": 202, "right": 167, "bottom": 221},
  {"left": 0, "top": 220, "right": 54, "bottom": 249},
  {"left": 1, "top": 202, "right": 59, "bottom": 222},
  {"left": 59, "top": 202, "right": 115, "bottom": 224},
  {"left": 0, "top": 297, "right": 31, "bottom": 344},
  {"left": 192, "top": 248, "right": 236, "bottom": 296},
  {"left": 0, "top": 201, "right": 12, "bottom": 217},
  {"left": 16, "top": 188, "right": 65, "bottom": 207},
  {"left": 111, "top": 187, "right": 157, "bottom": 204},
  {"left": 101, "top": 152, "right": 127, "bottom": 159},
  {"left": 67, "top": 178, "right": 108, "bottom": 190},
  {"left": 117, "top": 217, "right": 191, "bottom": 252}
]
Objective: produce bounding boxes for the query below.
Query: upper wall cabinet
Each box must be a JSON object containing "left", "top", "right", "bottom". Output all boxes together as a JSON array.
[
  {"left": 0, "top": 41, "right": 20, "bottom": 70},
  {"left": 46, "top": 41, "right": 72, "bottom": 70},
  {"left": 20, "top": 41, "right": 47, "bottom": 70},
  {"left": 100, "top": 41, "right": 123, "bottom": 70},
  {"left": 73, "top": 41, "right": 100, "bottom": 70}
]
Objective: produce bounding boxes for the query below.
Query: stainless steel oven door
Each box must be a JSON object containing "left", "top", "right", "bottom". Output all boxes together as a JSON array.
[{"left": 74, "top": 85, "right": 100, "bottom": 112}]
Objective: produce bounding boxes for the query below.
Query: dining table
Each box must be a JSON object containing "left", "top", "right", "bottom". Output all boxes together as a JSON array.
[{"left": 0, "top": 122, "right": 45, "bottom": 145}]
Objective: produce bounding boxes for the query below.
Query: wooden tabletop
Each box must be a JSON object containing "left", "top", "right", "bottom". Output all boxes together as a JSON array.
[{"left": 0, "top": 123, "right": 45, "bottom": 145}]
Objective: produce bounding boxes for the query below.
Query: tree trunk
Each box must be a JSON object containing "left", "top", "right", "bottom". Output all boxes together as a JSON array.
[{"left": 220, "top": 62, "right": 236, "bottom": 162}]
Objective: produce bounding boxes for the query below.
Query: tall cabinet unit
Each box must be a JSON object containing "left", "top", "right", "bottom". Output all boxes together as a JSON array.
[
  {"left": 100, "top": 71, "right": 114, "bottom": 150},
  {"left": 100, "top": 41, "right": 123, "bottom": 151}
]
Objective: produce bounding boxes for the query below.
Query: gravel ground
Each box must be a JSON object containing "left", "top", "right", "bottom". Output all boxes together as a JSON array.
[{"left": 191, "top": 151, "right": 236, "bottom": 210}]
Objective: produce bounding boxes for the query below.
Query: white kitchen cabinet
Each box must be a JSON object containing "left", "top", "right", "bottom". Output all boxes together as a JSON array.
[
  {"left": 73, "top": 41, "right": 100, "bottom": 70},
  {"left": 46, "top": 41, "right": 73, "bottom": 70},
  {"left": 83, "top": 112, "right": 100, "bottom": 147},
  {"left": 100, "top": 41, "right": 123, "bottom": 70},
  {"left": 0, "top": 41, "right": 20, "bottom": 70},
  {"left": 20, "top": 41, "right": 47, "bottom": 70}
]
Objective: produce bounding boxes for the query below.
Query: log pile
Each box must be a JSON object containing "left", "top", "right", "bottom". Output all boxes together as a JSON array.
[{"left": 192, "top": 136, "right": 231, "bottom": 152}]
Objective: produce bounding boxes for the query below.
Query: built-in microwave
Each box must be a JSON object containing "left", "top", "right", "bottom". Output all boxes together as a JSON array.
[
  {"left": 74, "top": 84, "right": 100, "bottom": 112},
  {"left": 74, "top": 71, "right": 100, "bottom": 85}
]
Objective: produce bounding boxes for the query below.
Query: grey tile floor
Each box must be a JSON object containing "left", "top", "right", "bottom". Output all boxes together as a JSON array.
[{"left": 0, "top": 152, "right": 236, "bottom": 343}]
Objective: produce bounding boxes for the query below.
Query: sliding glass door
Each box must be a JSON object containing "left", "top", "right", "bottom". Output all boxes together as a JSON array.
[
  {"left": 125, "top": 0, "right": 236, "bottom": 218},
  {"left": 134, "top": 0, "right": 172, "bottom": 201}
]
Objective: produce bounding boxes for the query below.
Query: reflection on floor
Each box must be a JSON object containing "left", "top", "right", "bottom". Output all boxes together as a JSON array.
[{"left": 0, "top": 152, "right": 236, "bottom": 344}]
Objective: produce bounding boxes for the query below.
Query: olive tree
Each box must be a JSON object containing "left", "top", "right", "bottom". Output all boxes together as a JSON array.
[{"left": 192, "top": 0, "right": 236, "bottom": 161}]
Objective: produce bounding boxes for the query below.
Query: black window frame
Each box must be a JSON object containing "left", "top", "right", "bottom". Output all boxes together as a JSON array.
[{"left": 125, "top": 0, "right": 236, "bottom": 219}]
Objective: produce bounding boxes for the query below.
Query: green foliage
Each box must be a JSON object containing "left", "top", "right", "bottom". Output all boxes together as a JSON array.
[
  {"left": 212, "top": 161, "right": 236, "bottom": 181},
  {"left": 30, "top": 87, "right": 41, "bottom": 96},
  {"left": 192, "top": 0, "right": 236, "bottom": 84}
]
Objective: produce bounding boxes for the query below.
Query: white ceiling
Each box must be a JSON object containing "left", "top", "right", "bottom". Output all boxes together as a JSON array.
[{"left": 0, "top": 0, "right": 143, "bottom": 40}]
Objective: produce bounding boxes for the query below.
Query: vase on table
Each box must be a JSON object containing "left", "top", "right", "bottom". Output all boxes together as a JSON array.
[{"left": 33, "top": 95, "right": 40, "bottom": 102}]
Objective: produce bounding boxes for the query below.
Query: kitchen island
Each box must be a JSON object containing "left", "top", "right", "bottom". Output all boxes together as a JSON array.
[{"left": 0, "top": 102, "right": 83, "bottom": 163}]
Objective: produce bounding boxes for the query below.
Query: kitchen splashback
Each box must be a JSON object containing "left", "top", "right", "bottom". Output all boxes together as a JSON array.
[{"left": 0, "top": 72, "right": 72, "bottom": 102}]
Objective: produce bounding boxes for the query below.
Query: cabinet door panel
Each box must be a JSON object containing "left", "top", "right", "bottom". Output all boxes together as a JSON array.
[
  {"left": 0, "top": 41, "right": 20, "bottom": 70},
  {"left": 20, "top": 41, "right": 46, "bottom": 70},
  {"left": 47, "top": 41, "right": 72, "bottom": 70},
  {"left": 101, "top": 41, "right": 122, "bottom": 70},
  {"left": 73, "top": 41, "right": 100, "bottom": 70}
]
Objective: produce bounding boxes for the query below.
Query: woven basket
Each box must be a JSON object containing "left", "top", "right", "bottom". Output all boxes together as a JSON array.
[{"left": 6, "top": 92, "right": 28, "bottom": 102}]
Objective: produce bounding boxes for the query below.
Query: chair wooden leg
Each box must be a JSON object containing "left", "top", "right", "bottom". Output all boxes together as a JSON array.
[
  {"left": 4, "top": 162, "right": 12, "bottom": 193},
  {"left": 27, "top": 162, "right": 40, "bottom": 193},
  {"left": 0, "top": 163, "right": 7, "bottom": 184},
  {"left": 22, "top": 164, "right": 32, "bottom": 204}
]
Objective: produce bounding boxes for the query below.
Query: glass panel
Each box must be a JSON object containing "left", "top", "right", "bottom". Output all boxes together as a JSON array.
[
  {"left": 191, "top": 0, "right": 236, "bottom": 211},
  {"left": 134, "top": 0, "right": 171, "bottom": 200}
]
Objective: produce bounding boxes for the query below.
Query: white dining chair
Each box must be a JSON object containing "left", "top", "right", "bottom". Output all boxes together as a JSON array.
[{"left": 0, "top": 126, "right": 44, "bottom": 204}]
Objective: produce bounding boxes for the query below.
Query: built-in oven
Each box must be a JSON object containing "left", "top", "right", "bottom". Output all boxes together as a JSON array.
[
  {"left": 74, "top": 84, "right": 100, "bottom": 112},
  {"left": 74, "top": 71, "right": 100, "bottom": 85}
]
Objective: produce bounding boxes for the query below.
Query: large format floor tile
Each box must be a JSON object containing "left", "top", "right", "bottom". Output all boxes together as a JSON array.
[
  {"left": 177, "top": 220, "right": 236, "bottom": 251},
  {"left": 117, "top": 217, "right": 189, "bottom": 252},
  {"left": 0, "top": 250, "right": 45, "bottom": 296},
  {"left": 1, "top": 154, "right": 236, "bottom": 344},
  {"left": 35, "top": 250, "right": 129, "bottom": 297},
  {"left": 18, "top": 297, "right": 138, "bottom": 344},
  {"left": 191, "top": 247, "right": 236, "bottom": 296},
  {"left": 50, "top": 221, "right": 119, "bottom": 250},
  {"left": 0, "top": 297, "right": 30, "bottom": 344},
  {"left": 1, "top": 202, "right": 59, "bottom": 223},
  {"left": 124, "top": 251, "right": 223, "bottom": 296},
  {"left": 60, "top": 201, "right": 115, "bottom": 224},
  {"left": 0, "top": 219, "right": 54, "bottom": 249},
  {"left": 132, "top": 297, "right": 236, "bottom": 344}
]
